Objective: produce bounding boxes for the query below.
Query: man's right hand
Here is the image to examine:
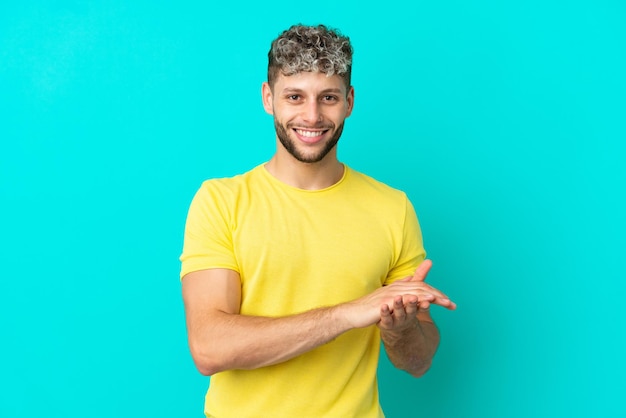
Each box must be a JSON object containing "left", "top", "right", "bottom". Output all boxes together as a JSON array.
[{"left": 341, "top": 267, "right": 454, "bottom": 329}]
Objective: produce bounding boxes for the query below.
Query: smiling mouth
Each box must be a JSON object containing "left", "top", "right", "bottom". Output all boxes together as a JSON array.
[{"left": 294, "top": 128, "right": 328, "bottom": 138}]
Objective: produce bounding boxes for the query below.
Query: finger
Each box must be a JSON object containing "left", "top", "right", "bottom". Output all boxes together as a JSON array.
[
  {"left": 412, "top": 259, "right": 433, "bottom": 282},
  {"left": 394, "top": 285, "right": 452, "bottom": 311},
  {"left": 404, "top": 299, "right": 419, "bottom": 316},
  {"left": 414, "top": 283, "right": 450, "bottom": 302},
  {"left": 401, "top": 294, "right": 419, "bottom": 305},
  {"left": 393, "top": 297, "right": 406, "bottom": 321},
  {"left": 379, "top": 304, "right": 394, "bottom": 328},
  {"left": 384, "top": 281, "right": 451, "bottom": 306},
  {"left": 428, "top": 296, "right": 457, "bottom": 310},
  {"left": 418, "top": 293, "right": 436, "bottom": 302}
]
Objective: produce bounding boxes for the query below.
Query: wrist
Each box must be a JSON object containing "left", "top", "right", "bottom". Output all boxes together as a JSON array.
[
  {"left": 329, "top": 303, "right": 357, "bottom": 333},
  {"left": 381, "top": 322, "right": 420, "bottom": 345}
]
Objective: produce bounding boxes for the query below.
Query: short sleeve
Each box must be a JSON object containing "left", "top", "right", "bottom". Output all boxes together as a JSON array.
[
  {"left": 383, "top": 197, "right": 426, "bottom": 285},
  {"left": 179, "top": 181, "right": 239, "bottom": 279}
]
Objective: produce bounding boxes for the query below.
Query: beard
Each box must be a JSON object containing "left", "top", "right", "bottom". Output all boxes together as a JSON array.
[{"left": 274, "top": 117, "right": 345, "bottom": 164}]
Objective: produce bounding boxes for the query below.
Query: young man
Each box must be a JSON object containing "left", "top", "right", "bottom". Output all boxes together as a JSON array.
[{"left": 180, "top": 24, "right": 456, "bottom": 418}]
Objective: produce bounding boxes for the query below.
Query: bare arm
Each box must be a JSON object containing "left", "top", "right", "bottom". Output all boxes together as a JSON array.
[
  {"left": 182, "top": 268, "right": 435, "bottom": 375},
  {"left": 379, "top": 260, "right": 456, "bottom": 377}
]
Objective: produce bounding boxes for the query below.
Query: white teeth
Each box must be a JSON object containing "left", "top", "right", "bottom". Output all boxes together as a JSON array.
[{"left": 295, "top": 129, "right": 324, "bottom": 138}]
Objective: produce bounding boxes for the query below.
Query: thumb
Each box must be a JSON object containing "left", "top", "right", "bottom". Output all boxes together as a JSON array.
[{"left": 412, "top": 259, "right": 433, "bottom": 282}]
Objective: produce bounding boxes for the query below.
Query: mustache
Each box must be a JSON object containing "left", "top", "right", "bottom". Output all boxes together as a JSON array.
[{"left": 287, "top": 122, "right": 334, "bottom": 130}]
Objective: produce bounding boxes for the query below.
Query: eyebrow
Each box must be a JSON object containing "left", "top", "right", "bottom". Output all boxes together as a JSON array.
[{"left": 281, "top": 88, "right": 344, "bottom": 95}]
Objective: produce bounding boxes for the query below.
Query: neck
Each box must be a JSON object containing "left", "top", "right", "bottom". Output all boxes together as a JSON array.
[{"left": 264, "top": 153, "right": 344, "bottom": 190}]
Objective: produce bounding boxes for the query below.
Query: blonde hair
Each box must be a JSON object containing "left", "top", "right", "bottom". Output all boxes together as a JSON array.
[{"left": 267, "top": 24, "right": 353, "bottom": 88}]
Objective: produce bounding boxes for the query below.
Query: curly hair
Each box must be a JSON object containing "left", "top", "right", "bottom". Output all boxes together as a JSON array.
[{"left": 267, "top": 24, "right": 353, "bottom": 89}]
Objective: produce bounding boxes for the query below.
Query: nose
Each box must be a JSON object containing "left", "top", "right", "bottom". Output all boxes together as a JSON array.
[{"left": 302, "top": 101, "right": 322, "bottom": 124}]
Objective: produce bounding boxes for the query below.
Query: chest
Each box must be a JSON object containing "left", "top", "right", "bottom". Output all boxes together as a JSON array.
[{"left": 230, "top": 189, "right": 402, "bottom": 314}]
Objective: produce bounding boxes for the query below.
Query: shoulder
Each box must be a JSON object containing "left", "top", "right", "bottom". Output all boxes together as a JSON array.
[
  {"left": 345, "top": 167, "right": 409, "bottom": 203},
  {"left": 195, "top": 165, "right": 264, "bottom": 200},
  {"left": 185, "top": 166, "right": 267, "bottom": 222}
]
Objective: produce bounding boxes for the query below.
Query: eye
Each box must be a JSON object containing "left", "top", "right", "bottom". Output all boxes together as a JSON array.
[
  {"left": 322, "top": 95, "right": 338, "bottom": 102},
  {"left": 286, "top": 94, "right": 301, "bottom": 101}
]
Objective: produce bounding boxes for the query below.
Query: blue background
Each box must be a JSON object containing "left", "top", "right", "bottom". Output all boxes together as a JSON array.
[{"left": 1, "top": 1, "right": 625, "bottom": 417}]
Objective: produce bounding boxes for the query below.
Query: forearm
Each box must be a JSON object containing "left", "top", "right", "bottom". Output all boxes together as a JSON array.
[
  {"left": 189, "top": 305, "right": 353, "bottom": 375},
  {"left": 381, "top": 317, "right": 440, "bottom": 377},
  {"left": 184, "top": 269, "right": 440, "bottom": 376}
]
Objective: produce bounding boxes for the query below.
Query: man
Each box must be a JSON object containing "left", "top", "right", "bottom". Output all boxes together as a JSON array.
[{"left": 180, "top": 24, "right": 456, "bottom": 418}]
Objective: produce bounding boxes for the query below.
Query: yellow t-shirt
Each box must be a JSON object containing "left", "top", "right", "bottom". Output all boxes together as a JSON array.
[{"left": 180, "top": 164, "right": 425, "bottom": 418}]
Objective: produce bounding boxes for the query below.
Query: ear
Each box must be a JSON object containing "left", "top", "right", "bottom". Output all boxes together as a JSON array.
[
  {"left": 261, "top": 82, "right": 274, "bottom": 115},
  {"left": 345, "top": 86, "right": 355, "bottom": 118}
]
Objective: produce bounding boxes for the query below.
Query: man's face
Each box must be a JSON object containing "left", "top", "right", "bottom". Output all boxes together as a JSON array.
[{"left": 262, "top": 71, "right": 354, "bottom": 164}]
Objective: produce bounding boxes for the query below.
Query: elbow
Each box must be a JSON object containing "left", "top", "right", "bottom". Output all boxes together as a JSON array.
[
  {"left": 388, "top": 355, "right": 434, "bottom": 378},
  {"left": 188, "top": 340, "right": 228, "bottom": 376},
  {"left": 406, "top": 359, "right": 433, "bottom": 378},
  {"left": 197, "top": 366, "right": 217, "bottom": 377},
  {"left": 194, "top": 358, "right": 218, "bottom": 376}
]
